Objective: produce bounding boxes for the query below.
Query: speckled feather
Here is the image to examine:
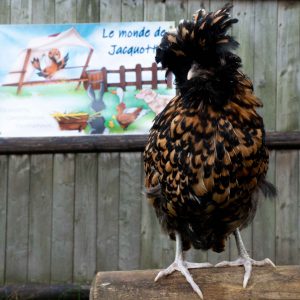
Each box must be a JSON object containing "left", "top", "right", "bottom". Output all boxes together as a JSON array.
[{"left": 144, "top": 4, "right": 275, "bottom": 253}]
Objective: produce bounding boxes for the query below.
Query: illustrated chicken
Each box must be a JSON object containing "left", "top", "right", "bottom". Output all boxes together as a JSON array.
[
  {"left": 144, "top": 4, "right": 276, "bottom": 299},
  {"left": 31, "top": 48, "right": 69, "bottom": 79},
  {"left": 116, "top": 102, "right": 143, "bottom": 129}
]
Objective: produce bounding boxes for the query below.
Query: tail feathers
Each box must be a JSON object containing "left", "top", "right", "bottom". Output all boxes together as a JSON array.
[{"left": 258, "top": 179, "right": 277, "bottom": 198}]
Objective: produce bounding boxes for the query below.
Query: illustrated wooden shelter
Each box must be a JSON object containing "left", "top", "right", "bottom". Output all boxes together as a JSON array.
[{"left": 2, "top": 27, "right": 94, "bottom": 94}]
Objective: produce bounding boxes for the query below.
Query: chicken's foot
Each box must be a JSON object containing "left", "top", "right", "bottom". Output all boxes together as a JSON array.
[
  {"left": 215, "top": 229, "right": 275, "bottom": 288},
  {"left": 155, "top": 232, "right": 212, "bottom": 299}
]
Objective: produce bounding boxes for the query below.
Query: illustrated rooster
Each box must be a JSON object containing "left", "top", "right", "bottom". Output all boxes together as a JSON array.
[
  {"left": 144, "top": 4, "right": 276, "bottom": 299},
  {"left": 31, "top": 48, "right": 69, "bottom": 79}
]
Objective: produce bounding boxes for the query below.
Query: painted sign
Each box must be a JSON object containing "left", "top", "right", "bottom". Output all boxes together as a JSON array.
[{"left": 0, "top": 22, "right": 175, "bottom": 137}]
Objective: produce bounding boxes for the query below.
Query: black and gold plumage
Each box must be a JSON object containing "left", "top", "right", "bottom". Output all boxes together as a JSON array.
[{"left": 144, "top": 4, "right": 276, "bottom": 299}]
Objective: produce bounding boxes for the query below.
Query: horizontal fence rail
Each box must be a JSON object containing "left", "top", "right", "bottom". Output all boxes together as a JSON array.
[{"left": 0, "top": 131, "right": 300, "bottom": 154}]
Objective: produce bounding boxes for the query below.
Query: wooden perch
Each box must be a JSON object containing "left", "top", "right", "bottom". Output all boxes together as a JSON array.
[{"left": 90, "top": 266, "right": 300, "bottom": 300}]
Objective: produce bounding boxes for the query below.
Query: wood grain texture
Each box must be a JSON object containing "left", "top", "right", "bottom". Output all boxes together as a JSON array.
[
  {"left": 97, "top": 153, "right": 120, "bottom": 271},
  {"left": 91, "top": 266, "right": 300, "bottom": 300},
  {"left": 119, "top": 152, "right": 142, "bottom": 270},
  {"left": 74, "top": 153, "right": 98, "bottom": 282},
  {"left": 122, "top": 0, "right": 144, "bottom": 21},
  {"left": 100, "top": 0, "right": 122, "bottom": 22},
  {"left": 28, "top": 155, "right": 53, "bottom": 283},
  {"left": 275, "top": 150, "right": 299, "bottom": 264},
  {"left": 31, "top": 0, "right": 55, "bottom": 24},
  {"left": 6, "top": 155, "right": 30, "bottom": 283},
  {"left": 0, "top": 0, "right": 10, "bottom": 23},
  {"left": 51, "top": 154, "right": 75, "bottom": 283},
  {"left": 144, "top": 0, "right": 165, "bottom": 21},
  {"left": 0, "top": 156, "right": 8, "bottom": 284},
  {"left": 55, "top": 0, "right": 76, "bottom": 23},
  {"left": 76, "top": 0, "right": 100, "bottom": 23},
  {"left": 276, "top": 1, "right": 300, "bottom": 132},
  {"left": 10, "top": 0, "right": 32, "bottom": 23},
  {"left": 165, "top": 0, "right": 188, "bottom": 24}
]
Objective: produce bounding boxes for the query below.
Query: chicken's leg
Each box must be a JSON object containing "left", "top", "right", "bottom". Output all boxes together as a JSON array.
[
  {"left": 215, "top": 229, "right": 275, "bottom": 287},
  {"left": 155, "top": 232, "right": 212, "bottom": 299}
]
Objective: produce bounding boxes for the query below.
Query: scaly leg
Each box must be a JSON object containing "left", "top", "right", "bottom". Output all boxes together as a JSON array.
[
  {"left": 155, "top": 232, "right": 212, "bottom": 299},
  {"left": 215, "top": 229, "right": 275, "bottom": 288}
]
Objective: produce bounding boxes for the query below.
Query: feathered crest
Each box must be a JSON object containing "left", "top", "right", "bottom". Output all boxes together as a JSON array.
[
  {"left": 156, "top": 4, "right": 239, "bottom": 76},
  {"left": 155, "top": 3, "right": 242, "bottom": 108}
]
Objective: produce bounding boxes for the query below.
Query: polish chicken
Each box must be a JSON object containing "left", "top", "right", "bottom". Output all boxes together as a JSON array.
[{"left": 144, "top": 4, "right": 276, "bottom": 299}]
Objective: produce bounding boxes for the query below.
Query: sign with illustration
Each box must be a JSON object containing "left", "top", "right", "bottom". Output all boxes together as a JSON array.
[{"left": 0, "top": 22, "right": 175, "bottom": 137}]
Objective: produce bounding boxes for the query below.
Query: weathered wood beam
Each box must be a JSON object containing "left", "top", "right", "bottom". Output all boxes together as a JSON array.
[
  {"left": 0, "top": 284, "right": 89, "bottom": 300},
  {"left": 0, "top": 131, "right": 300, "bottom": 154},
  {"left": 90, "top": 266, "right": 300, "bottom": 300}
]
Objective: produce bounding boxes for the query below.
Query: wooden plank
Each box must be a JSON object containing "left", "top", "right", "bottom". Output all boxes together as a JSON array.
[
  {"left": 100, "top": 0, "right": 122, "bottom": 22},
  {"left": 230, "top": 0, "right": 255, "bottom": 259},
  {"left": 0, "top": 0, "right": 10, "bottom": 23},
  {"left": 276, "top": 1, "right": 300, "bottom": 131},
  {"left": 144, "top": 0, "right": 166, "bottom": 21},
  {"left": 119, "top": 153, "right": 142, "bottom": 270},
  {"left": 1, "top": 131, "right": 300, "bottom": 154},
  {"left": 275, "top": 150, "right": 299, "bottom": 264},
  {"left": 0, "top": 156, "right": 8, "bottom": 284},
  {"left": 51, "top": 154, "right": 75, "bottom": 283},
  {"left": 31, "top": 0, "right": 55, "bottom": 24},
  {"left": 91, "top": 266, "right": 300, "bottom": 300},
  {"left": 253, "top": 151, "right": 276, "bottom": 262},
  {"left": 6, "top": 155, "right": 30, "bottom": 283},
  {"left": 97, "top": 153, "right": 120, "bottom": 271},
  {"left": 76, "top": 0, "right": 100, "bottom": 23},
  {"left": 74, "top": 153, "right": 98, "bottom": 282},
  {"left": 165, "top": 0, "right": 188, "bottom": 24},
  {"left": 122, "top": 0, "right": 144, "bottom": 21},
  {"left": 28, "top": 155, "right": 53, "bottom": 283},
  {"left": 55, "top": 0, "right": 77, "bottom": 23},
  {"left": 253, "top": 0, "right": 277, "bottom": 130},
  {"left": 10, "top": 0, "right": 32, "bottom": 24},
  {"left": 140, "top": 162, "right": 175, "bottom": 269}
]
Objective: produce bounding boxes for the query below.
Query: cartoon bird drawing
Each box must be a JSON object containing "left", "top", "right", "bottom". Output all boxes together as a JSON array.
[
  {"left": 144, "top": 4, "right": 276, "bottom": 299},
  {"left": 31, "top": 48, "right": 69, "bottom": 79}
]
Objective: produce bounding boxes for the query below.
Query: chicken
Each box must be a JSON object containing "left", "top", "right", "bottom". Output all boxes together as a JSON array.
[
  {"left": 143, "top": 4, "right": 276, "bottom": 299},
  {"left": 31, "top": 48, "right": 69, "bottom": 79},
  {"left": 116, "top": 102, "right": 142, "bottom": 129}
]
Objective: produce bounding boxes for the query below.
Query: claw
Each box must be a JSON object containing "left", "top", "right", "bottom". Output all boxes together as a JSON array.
[{"left": 215, "top": 256, "right": 276, "bottom": 288}]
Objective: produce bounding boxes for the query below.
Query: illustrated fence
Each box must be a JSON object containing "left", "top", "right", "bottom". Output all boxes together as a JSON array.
[{"left": 100, "top": 62, "right": 173, "bottom": 91}]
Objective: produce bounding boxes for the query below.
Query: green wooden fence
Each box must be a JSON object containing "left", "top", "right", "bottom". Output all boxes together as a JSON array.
[{"left": 0, "top": 0, "right": 299, "bottom": 285}]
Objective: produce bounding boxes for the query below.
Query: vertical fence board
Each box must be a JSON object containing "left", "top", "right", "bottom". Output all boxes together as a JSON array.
[
  {"left": 51, "top": 154, "right": 75, "bottom": 283},
  {"left": 74, "top": 153, "right": 98, "bottom": 282},
  {"left": 55, "top": 0, "right": 77, "bottom": 23},
  {"left": 187, "top": 0, "right": 209, "bottom": 18},
  {"left": 28, "top": 155, "right": 53, "bottom": 283},
  {"left": 254, "top": 0, "right": 277, "bottom": 130},
  {"left": 100, "top": 0, "right": 122, "bottom": 22},
  {"left": 253, "top": 152, "right": 276, "bottom": 261},
  {"left": 97, "top": 153, "right": 120, "bottom": 271},
  {"left": 0, "top": 0, "right": 10, "bottom": 23},
  {"left": 166, "top": 0, "right": 188, "bottom": 24},
  {"left": 76, "top": 0, "right": 100, "bottom": 23},
  {"left": 119, "top": 152, "right": 142, "bottom": 270},
  {"left": 6, "top": 155, "right": 30, "bottom": 283},
  {"left": 275, "top": 151, "right": 299, "bottom": 264},
  {"left": 122, "top": 0, "right": 144, "bottom": 21},
  {"left": 144, "top": 0, "right": 165, "bottom": 21},
  {"left": 0, "top": 156, "right": 8, "bottom": 284},
  {"left": 31, "top": 0, "right": 55, "bottom": 24},
  {"left": 10, "top": 0, "right": 32, "bottom": 23},
  {"left": 276, "top": 1, "right": 300, "bottom": 132}
]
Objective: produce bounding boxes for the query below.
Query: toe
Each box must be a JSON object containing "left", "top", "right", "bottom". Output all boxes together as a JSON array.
[{"left": 242, "top": 260, "right": 252, "bottom": 288}]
